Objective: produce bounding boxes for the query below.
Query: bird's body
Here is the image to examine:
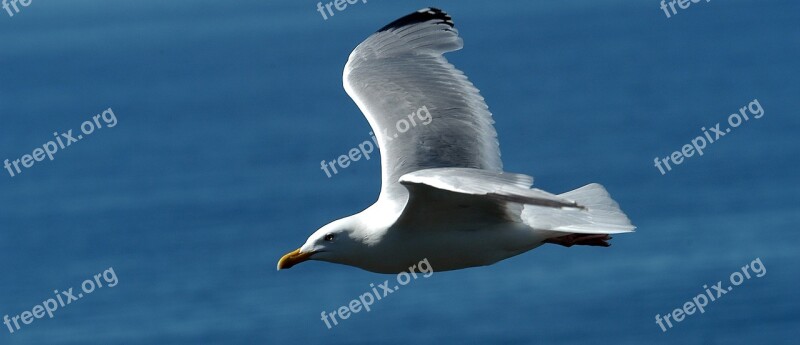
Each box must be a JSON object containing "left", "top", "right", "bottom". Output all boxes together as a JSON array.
[
  {"left": 278, "top": 8, "right": 635, "bottom": 273},
  {"left": 325, "top": 197, "right": 547, "bottom": 273}
]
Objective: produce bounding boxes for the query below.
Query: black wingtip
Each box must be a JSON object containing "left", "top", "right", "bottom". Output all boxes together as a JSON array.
[{"left": 377, "top": 7, "right": 455, "bottom": 33}]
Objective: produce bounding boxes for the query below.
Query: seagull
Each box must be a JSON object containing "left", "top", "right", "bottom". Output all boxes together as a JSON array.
[{"left": 278, "top": 8, "right": 634, "bottom": 273}]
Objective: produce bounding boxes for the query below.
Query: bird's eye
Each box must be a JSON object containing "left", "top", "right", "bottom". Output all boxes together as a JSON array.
[{"left": 323, "top": 233, "right": 335, "bottom": 242}]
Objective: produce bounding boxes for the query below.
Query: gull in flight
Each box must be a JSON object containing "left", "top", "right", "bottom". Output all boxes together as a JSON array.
[{"left": 278, "top": 8, "right": 634, "bottom": 273}]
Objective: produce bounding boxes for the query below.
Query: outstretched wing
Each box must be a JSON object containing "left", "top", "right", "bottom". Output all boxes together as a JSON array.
[
  {"left": 392, "top": 168, "right": 582, "bottom": 231},
  {"left": 343, "top": 8, "right": 502, "bottom": 201},
  {"left": 400, "top": 168, "right": 582, "bottom": 209},
  {"left": 395, "top": 168, "right": 634, "bottom": 235}
]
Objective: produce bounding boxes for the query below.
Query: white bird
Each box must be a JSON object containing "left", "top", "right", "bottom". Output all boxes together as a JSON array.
[{"left": 278, "top": 8, "right": 634, "bottom": 273}]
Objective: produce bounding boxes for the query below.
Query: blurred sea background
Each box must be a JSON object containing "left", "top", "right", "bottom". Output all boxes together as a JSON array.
[{"left": 1, "top": 0, "right": 798, "bottom": 344}]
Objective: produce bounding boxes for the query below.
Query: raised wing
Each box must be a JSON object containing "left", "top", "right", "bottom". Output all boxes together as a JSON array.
[{"left": 343, "top": 8, "right": 502, "bottom": 201}]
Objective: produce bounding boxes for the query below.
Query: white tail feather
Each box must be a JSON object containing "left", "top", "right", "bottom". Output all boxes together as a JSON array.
[{"left": 522, "top": 183, "right": 635, "bottom": 234}]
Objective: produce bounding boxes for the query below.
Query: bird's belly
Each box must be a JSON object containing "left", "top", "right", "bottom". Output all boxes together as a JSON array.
[{"left": 367, "top": 223, "right": 549, "bottom": 273}]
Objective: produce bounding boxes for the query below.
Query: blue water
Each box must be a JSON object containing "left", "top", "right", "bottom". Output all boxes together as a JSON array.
[{"left": 1, "top": 0, "right": 798, "bottom": 344}]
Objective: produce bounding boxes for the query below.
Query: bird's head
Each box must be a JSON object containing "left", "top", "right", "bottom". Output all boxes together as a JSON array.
[{"left": 277, "top": 216, "right": 366, "bottom": 270}]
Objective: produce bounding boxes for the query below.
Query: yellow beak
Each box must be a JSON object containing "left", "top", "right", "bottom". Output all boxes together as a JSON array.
[{"left": 277, "top": 248, "right": 314, "bottom": 270}]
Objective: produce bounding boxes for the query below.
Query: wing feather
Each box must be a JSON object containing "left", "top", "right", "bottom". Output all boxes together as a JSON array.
[
  {"left": 344, "top": 8, "right": 502, "bottom": 201},
  {"left": 400, "top": 168, "right": 582, "bottom": 210}
]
